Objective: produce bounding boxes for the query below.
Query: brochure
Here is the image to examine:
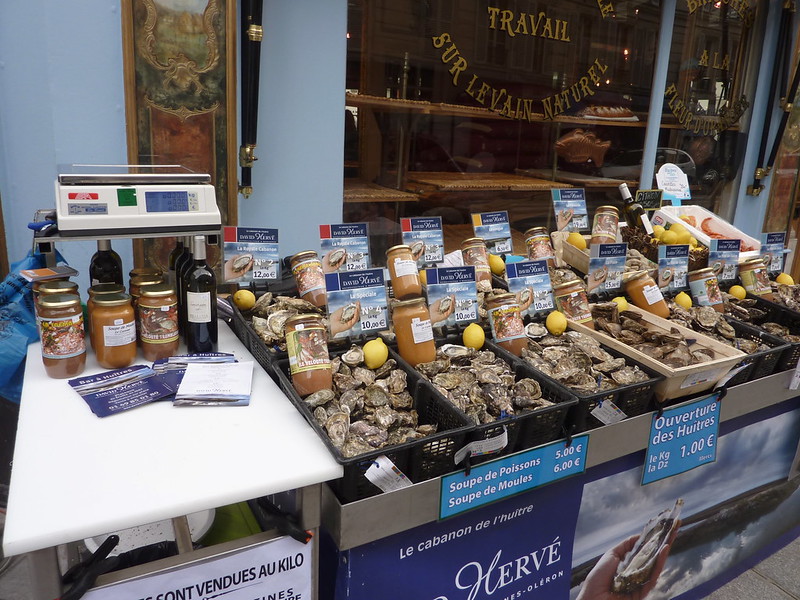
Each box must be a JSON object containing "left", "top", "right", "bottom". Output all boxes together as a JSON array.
[
  {"left": 152, "top": 353, "right": 237, "bottom": 397},
  {"left": 319, "top": 223, "right": 370, "bottom": 273},
  {"left": 505, "top": 260, "right": 554, "bottom": 318},
  {"left": 222, "top": 226, "right": 280, "bottom": 282},
  {"left": 69, "top": 365, "right": 173, "bottom": 417},
  {"left": 325, "top": 268, "right": 389, "bottom": 339},
  {"left": 401, "top": 216, "right": 445, "bottom": 266},
  {"left": 424, "top": 265, "right": 478, "bottom": 327},
  {"left": 175, "top": 361, "right": 254, "bottom": 407},
  {"left": 472, "top": 211, "right": 512, "bottom": 254}
]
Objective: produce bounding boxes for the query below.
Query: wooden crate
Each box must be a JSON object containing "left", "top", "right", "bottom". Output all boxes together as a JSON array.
[
  {"left": 551, "top": 230, "right": 590, "bottom": 272},
  {"left": 569, "top": 306, "right": 746, "bottom": 402}
]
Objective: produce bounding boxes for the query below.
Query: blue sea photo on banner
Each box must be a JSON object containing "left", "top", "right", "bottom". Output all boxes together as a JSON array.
[
  {"left": 333, "top": 474, "right": 584, "bottom": 600},
  {"left": 570, "top": 404, "right": 800, "bottom": 600}
]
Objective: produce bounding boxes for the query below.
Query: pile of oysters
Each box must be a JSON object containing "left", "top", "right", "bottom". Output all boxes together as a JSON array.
[
  {"left": 414, "top": 344, "right": 554, "bottom": 425},
  {"left": 304, "top": 344, "right": 437, "bottom": 458},
  {"left": 723, "top": 295, "right": 800, "bottom": 343},
  {"left": 591, "top": 303, "right": 717, "bottom": 368},
  {"left": 772, "top": 283, "right": 800, "bottom": 311},
  {"left": 520, "top": 325, "right": 650, "bottom": 394},
  {"left": 248, "top": 292, "right": 325, "bottom": 351},
  {"left": 666, "top": 302, "right": 770, "bottom": 354}
]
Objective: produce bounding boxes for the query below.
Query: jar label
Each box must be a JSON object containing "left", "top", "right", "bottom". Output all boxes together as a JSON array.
[
  {"left": 554, "top": 290, "right": 592, "bottom": 323},
  {"left": 139, "top": 302, "right": 179, "bottom": 343},
  {"left": 40, "top": 314, "right": 86, "bottom": 359},
  {"left": 642, "top": 284, "right": 665, "bottom": 306},
  {"left": 393, "top": 258, "right": 418, "bottom": 278},
  {"left": 740, "top": 267, "right": 770, "bottom": 295},
  {"left": 688, "top": 276, "right": 723, "bottom": 306},
  {"left": 103, "top": 321, "right": 137, "bottom": 347},
  {"left": 286, "top": 326, "right": 331, "bottom": 374},
  {"left": 410, "top": 317, "right": 434, "bottom": 344},
  {"left": 187, "top": 291, "right": 212, "bottom": 323},
  {"left": 462, "top": 247, "right": 490, "bottom": 272},
  {"left": 292, "top": 259, "right": 326, "bottom": 296},
  {"left": 525, "top": 235, "right": 555, "bottom": 262},
  {"left": 488, "top": 305, "right": 526, "bottom": 342},
  {"left": 592, "top": 212, "right": 618, "bottom": 240}
]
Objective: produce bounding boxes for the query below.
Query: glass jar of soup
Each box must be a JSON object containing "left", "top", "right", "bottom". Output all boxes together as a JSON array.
[
  {"left": 590, "top": 205, "right": 620, "bottom": 246},
  {"left": 92, "top": 293, "right": 137, "bottom": 369},
  {"left": 138, "top": 283, "right": 180, "bottom": 361},
  {"left": 37, "top": 294, "right": 86, "bottom": 378},
  {"left": 688, "top": 268, "right": 724, "bottom": 312},
  {"left": 738, "top": 257, "right": 773, "bottom": 300},
  {"left": 391, "top": 297, "right": 437, "bottom": 366},
  {"left": 285, "top": 314, "right": 332, "bottom": 397},
  {"left": 624, "top": 271, "right": 670, "bottom": 318},
  {"left": 290, "top": 251, "right": 327, "bottom": 308},
  {"left": 386, "top": 244, "right": 422, "bottom": 300},
  {"left": 485, "top": 293, "right": 527, "bottom": 356},
  {"left": 461, "top": 237, "right": 492, "bottom": 286},
  {"left": 87, "top": 283, "right": 125, "bottom": 348},
  {"left": 552, "top": 278, "right": 594, "bottom": 328},
  {"left": 524, "top": 227, "right": 556, "bottom": 267}
]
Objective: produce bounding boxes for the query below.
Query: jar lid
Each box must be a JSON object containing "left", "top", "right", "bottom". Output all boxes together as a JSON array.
[
  {"left": 38, "top": 280, "right": 79, "bottom": 294},
  {"left": 140, "top": 283, "right": 176, "bottom": 297},
  {"left": 595, "top": 205, "right": 620, "bottom": 214},
  {"left": 130, "top": 274, "right": 164, "bottom": 287},
  {"left": 552, "top": 278, "right": 583, "bottom": 291},
  {"left": 385, "top": 244, "right": 412, "bottom": 256},
  {"left": 291, "top": 250, "right": 319, "bottom": 263},
  {"left": 92, "top": 292, "right": 132, "bottom": 307},
  {"left": 487, "top": 292, "right": 517, "bottom": 304},
  {"left": 461, "top": 237, "right": 486, "bottom": 246},
  {"left": 129, "top": 267, "right": 162, "bottom": 278},
  {"left": 38, "top": 293, "right": 81, "bottom": 308},
  {"left": 524, "top": 227, "right": 549, "bottom": 237},
  {"left": 688, "top": 267, "right": 716, "bottom": 277},
  {"left": 88, "top": 283, "right": 125, "bottom": 296},
  {"left": 391, "top": 296, "right": 428, "bottom": 308},
  {"left": 623, "top": 270, "right": 649, "bottom": 282},
  {"left": 284, "top": 313, "right": 324, "bottom": 328},
  {"left": 739, "top": 257, "right": 767, "bottom": 267}
]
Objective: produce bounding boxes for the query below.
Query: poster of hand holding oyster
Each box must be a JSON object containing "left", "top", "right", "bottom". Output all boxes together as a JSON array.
[
  {"left": 325, "top": 269, "right": 389, "bottom": 339},
  {"left": 222, "top": 227, "right": 279, "bottom": 282}
]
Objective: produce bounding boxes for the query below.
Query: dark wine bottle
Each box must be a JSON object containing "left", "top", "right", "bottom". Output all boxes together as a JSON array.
[
  {"left": 185, "top": 235, "right": 218, "bottom": 353},
  {"left": 619, "top": 183, "right": 647, "bottom": 231},
  {"left": 167, "top": 237, "right": 185, "bottom": 289},
  {"left": 177, "top": 236, "right": 194, "bottom": 339},
  {"left": 89, "top": 240, "right": 124, "bottom": 287}
]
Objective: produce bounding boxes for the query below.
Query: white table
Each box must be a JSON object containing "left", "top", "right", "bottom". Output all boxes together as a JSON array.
[{"left": 3, "top": 323, "right": 342, "bottom": 558}]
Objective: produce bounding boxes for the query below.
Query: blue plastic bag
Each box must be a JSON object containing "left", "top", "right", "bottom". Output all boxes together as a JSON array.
[{"left": 0, "top": 250, "right": 67, "bottom": 403}]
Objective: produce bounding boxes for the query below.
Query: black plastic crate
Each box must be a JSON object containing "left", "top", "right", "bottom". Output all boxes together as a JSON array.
[
  {"left": 488, "top": 339, "right": 663, "bottom": 434},
  {"left": 738, "top": 295, "right": 800, "bottom": 371},
  {"left": 229, "top": 303, "right": 285, "bottom": 375},
  {"left": 722, "top": 316, "right": 790, "bottom": 386},
  {"left": 272, "top": 350, "right": 473, "bottom": 504}
]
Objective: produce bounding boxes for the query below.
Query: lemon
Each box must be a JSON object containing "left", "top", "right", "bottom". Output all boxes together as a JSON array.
[
  {"left": 675, "top": 230, "right": 692, "bottom": 245},
  {"left": 488, "top": 254, "right": 506, "bottom": 276},
  {"left": 669, "top": 222, "right": 687, "bottom": 235},
  {"left": 660, "top": 230, "right": 679, "bottom": 245},
  {"left": 611, "top": 296, "right": 629, "bottom": 312},
  {"left": 674, "top": 291, "right": 693, "bottom": 308},
  {"left": 567, "top": 231, "right": 587, "bottom": 251},
  {"left": 462, "top": 323, "right": 486, "bottom": 350},
  {"left": 776, "top": 273, "right": 795, "bottom": 285},
  {"left": 652, "top": 225, "right": 666, "bottom": 240},
  {"left": 689, "top": 236, "right": 698, "bottom": 248},
  {"left": 363, "top": 337, "right": 389, "bottom": 369},
  {"left": 545, "top": 310, "right": 568, "bottom": 336},
  {"left": 728, "top": 285, "right": 747, "bottom": 300},
  {"left": 232, "top": 289, "right": 256, "bottom": 311},
  {"left": 419, "top": 269, "right": 428, "bottom": 286}
]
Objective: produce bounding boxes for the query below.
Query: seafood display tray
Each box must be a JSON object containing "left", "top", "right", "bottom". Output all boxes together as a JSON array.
[
  {"left": 570, "top": 307, "right": 746, "bottom": 403},
  {"left": 272, "top": 350, "right": 474, "bottom": 504},
  {"left": 720, "top": 316, "right": 789, "bottom": 387},
  {"left": 741, "top": 295, "right": 800, "bottom": 371},
  {"left": 488, "top": 340, "right": 664, "bottom": 433},
  {"left": 651, "top": 205, "right": 760, "bottom": 258},
  {"left": 229, "top": 303, "right": 284, "bottom": 376}
]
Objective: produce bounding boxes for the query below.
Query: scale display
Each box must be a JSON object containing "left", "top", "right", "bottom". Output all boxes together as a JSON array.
[{"left": 144, "top": 191, "right": 192, "bottom": 213}]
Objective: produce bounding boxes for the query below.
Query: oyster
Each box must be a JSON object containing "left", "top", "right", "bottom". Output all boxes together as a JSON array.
[
  {"left": 325, "top": 411, "right": 350, "bottom": 448},
  {"left": 341, "top": 344, "right": 365, "bottom": 366},
  {"left": 231, "top": 253, "right": 253, "bottom": 274},
  {"left": 436, "top": 295, "right": 453, "bottom": 314},
  {"left": 525, "top": 322, "right": 548, "bottom": 339},
  {"left": 305, "top": 388, "right": 336, "bottom": 408},
  {"left": 340, "top": 303, "right": 359, "bottom": 324},
  {"left": 612, "top": 499, "right": 683, "bottom": 593},
  {"left": 409, "top": 240, "right": 425, "bottom": 261},
  {"left": 326, "top": 247, "right": 347, "bottom": 270}
]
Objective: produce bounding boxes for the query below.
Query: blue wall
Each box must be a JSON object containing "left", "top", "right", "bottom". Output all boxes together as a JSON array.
[{"left": 0, "top": 0, "right": 346, "bottom": 274}]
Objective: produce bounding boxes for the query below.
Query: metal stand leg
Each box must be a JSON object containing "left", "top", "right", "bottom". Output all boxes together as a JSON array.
[{"left": 171, "top": 516, "right": 193, "bottom": 554}]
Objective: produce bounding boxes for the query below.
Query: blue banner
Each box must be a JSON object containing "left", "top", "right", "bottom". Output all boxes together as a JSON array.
[{"left": 642, "top": 393, "right": 720, "bottom": 485}]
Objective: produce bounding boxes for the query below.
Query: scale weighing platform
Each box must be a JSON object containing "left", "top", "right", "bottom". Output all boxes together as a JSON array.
[{"left": 54, "top": 165, "right": 221, "bottom": 237}]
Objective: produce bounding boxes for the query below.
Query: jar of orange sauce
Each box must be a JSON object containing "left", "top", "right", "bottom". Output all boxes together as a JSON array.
[
  {"left": 386, "top": 244, "right": 422, "bottom": 300},
  {"left": 87, "top": 283, "right": 125, "bottom": 348},
  {"left": 624, "top": 271, "right": 670, "bottom": 318},
  {"left": 290, "top": 251, "right": 327, "bottom": 308},
  {"left": 391, "top": 297, "right": 436, "bottom": 366},
  {"left": 92, "top": 293, "right": 137, "bottom": 369},
  {"left": 285, "top": 314, "right": 332, "bottom": 397},
  {"left": 552, "top": 278, "right": 594, "bottom": 328},
  {"left": 461, "top": 238, "right": 492, "bottom": 286},
  {"left": 37, "top": 294, "right": 86, "bottom": 378},
  {"left": 485, "top": 293, "right": 527, "bottom": 356}
]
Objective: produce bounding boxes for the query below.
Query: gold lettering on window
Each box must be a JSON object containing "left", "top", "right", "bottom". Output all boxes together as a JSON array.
[{"left": 486, "top": 7, "right": 570, "bottom": 42}]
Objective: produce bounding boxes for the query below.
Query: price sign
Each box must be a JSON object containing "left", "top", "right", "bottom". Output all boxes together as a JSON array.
[
  {"left": 401, "top": 216, "right": 445, "bottom": 266},
  {"left": 761, "top": 232, "right": 786, "bottom": 273},
  {"left": 506, "top": 260, "right": 554, "bottom": 318},
  {"left": 635, "top": 189, "right": 664, "bottom": 215},
  {"left": 319, "top": 223, "right": 370, "bottom": 273},
  {"left": 425, "top": 266, "right": 477, "bottom": 327},
  {"left": 222, "top": 227, "right": 279, "bottom": 283},
  {"left": 551, "top": 188, "right": 589, "bottom": 231},
  {"left": 324, "top": 269, "right": 389, "bottom": 339},
  {"left": 472, "top": 211, "right": 513, "bottom": 254},
  {"left": 587, "top": 244, "right": 627, "bottom": 295},
  {"left": 440, "top": 435, "right": 588, "bottom": 518},
  {"left": 642, "top": 392, "right": 720, "bottom": 485},
  {"left": 658, "top": 244, "right": 690, "bottom": 292},
  {"left": 709, "top": 239, "right": 740, "bottom": 283}
]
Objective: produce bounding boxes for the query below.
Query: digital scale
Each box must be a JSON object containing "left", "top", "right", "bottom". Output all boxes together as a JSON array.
[{"left": 54, "top": 165, "right": 221, "bottom": 237}]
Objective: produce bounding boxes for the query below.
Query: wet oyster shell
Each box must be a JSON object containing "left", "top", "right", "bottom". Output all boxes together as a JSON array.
[{"left": 612, "top": 499, "right": 683, "bottom": 593}]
